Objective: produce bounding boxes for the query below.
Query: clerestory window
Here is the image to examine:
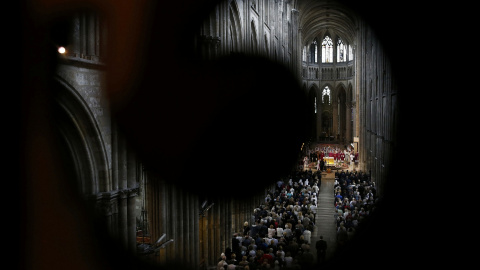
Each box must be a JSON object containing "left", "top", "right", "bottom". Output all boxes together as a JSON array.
[
  {"left": 337, "top": 38, "right": 346, "bottom": 62},
  {"left": 322, "top": 36, "right": 333, "bottom": 63},
  {"left": 348, "top": 44, "right": 354, "bottom": 61}
]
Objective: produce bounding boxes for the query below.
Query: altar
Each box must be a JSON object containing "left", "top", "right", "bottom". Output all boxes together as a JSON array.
[{"left": 323, "top": 157, "right": 335, "bottom": 167}]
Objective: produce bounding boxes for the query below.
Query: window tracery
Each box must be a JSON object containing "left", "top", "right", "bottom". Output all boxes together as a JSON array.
[{"left": 322, "top": 36, "right": 333, "bottom": 63}]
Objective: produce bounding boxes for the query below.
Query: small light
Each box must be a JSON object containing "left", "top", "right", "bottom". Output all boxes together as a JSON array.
[{"left": 58, "top": 47, "right": 66, "bottom": 54}]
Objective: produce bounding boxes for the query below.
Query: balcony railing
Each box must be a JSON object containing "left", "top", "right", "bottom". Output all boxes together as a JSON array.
[{"left": 301, "top": 61, "right": 354, "bottom": 80}]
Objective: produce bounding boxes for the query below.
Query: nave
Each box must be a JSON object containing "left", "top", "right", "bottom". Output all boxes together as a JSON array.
[{"left": 209, "top": 153, "right": 369, "bottom": 269}]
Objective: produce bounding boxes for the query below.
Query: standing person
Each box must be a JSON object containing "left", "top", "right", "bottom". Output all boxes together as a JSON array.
[
  {"left": 284, "top": 252, "right": 293, "bottom": 268},
  {"left": 320, "top": 158, "right": 325, "bottom": 172},
  {"left": 315, "top": 235, "right": 327, "bottom": 265},
  {"left": 276, "top": 225, "right": 284, "bottom": 238},
  {"left": 239, "top": 256, "right": 249, "bottom": 268},
  {"left": 302, "top": 227, "right": 312, "bottom": 245},
  {"left": 303, "top": 156, "right": 309, "bottom": 170},
  {"left": 268, "top": 225, "right": 276, "bottom": 239},
  {"left": 217, "top": 255, "right": 227, "bottom": 270},
  {"left": 243, "top": 221, "right": 250, "bottom": 236}
]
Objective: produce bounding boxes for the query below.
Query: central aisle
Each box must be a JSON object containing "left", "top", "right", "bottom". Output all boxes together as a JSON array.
[{"left": 309, "top": 171, "right": 337, "bottom": 263}]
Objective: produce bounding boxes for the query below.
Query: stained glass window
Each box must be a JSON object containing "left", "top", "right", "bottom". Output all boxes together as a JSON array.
[
  {"left": 348, "top": 44, "right": 354, "bottom": 61},
  {"left": 337, "top": 38, "right": 346, "bottom": 62},
  {"left": 322, "top": 36, "right": 333, "bottom": 63},
  {"left": 322, "top": 86, "right": 331, "bottom": 105}
]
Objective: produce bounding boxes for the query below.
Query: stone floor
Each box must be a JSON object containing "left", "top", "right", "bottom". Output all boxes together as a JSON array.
[
  {"left": 307, "top": 160, "right": 358, "bottom": 264},
  {"left": 309, "top": 170, "right": 337, "bottom": 263}
]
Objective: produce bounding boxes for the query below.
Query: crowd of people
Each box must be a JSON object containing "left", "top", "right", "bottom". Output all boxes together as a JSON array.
[
  {"left": 215, "top": 157, "right": 380, "bottom": 269},
  {"left": 333, "top": 170, "right": 378, "bottom": 247},
  {"left": 217, "top": 169, "right": 323, "bottom": 270}
]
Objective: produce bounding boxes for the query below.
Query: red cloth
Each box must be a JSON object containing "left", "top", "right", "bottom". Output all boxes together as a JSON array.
[{"left": 259, "top": 254, "right": 274, "bottom": 265}]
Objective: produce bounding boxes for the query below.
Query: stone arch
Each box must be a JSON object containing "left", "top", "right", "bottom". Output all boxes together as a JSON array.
[
  {"left": 250, "top": 20, "right": 258, "bottom": 54},
  {"left": 320, "top": 83, "right": 334, "bottom": 105},
  {"left": 336, "top": 84, "right": 347, "bottom": 143},
  {"left": 347, "top": 83, "right": 354, "bottom": 103},
  {"left": 52, "top": 77, "right": 110, "bottom": 195}
]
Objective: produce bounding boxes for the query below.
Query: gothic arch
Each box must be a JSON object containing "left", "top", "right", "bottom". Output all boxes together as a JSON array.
[
  {"left": 337, "top": 84, "right": 347, "bottom": 143},
  {"left": 347, "top": 83, "right": 353, "bottom": 102},
  {"left": 320, "top": 83, "right": 334, "bottom": 105},
  {"left": 250, "top": 20, "right": 258, "bottom": 54},
  {"left": 335, "top": 82, "right": 347, "bottom": 94},
  {"left": 52, "top": 77, "right": 110, "bottom": 195}
]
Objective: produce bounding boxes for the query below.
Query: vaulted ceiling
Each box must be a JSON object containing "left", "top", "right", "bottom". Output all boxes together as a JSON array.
[{"left": 296, "top": 0, "right": 358, "bottom": 46}]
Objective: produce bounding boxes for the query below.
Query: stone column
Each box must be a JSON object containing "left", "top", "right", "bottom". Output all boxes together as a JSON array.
[
  {"left": 127, "top": 148, "right": 137, "bottom": 252},
  {"left": 193, "top": 197, "right": 199, "bottom": 268},
  {"left": 117, "top": 133, "right": 128, "bottom": 247},
  {"left": 208, "top": 203, "right": 215, "bottom": 266},
  {"left": 176, "top": 188, "right": 184, "bottom": 260},
  {"left": 127, "top": 189, "right": 137, "bottom": 252},
  {"left": 118, "top": 190, "right": 128, "bottom": 248},
  {"left": 86, "top": 12, "right": 96, "bottom": 58}
]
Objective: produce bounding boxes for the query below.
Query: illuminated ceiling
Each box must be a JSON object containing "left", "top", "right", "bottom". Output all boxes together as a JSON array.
[{"left": 296, "top": 0, "right": 358, "bottom": 45}]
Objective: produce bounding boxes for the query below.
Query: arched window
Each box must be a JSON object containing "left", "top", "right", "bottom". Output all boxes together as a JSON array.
[
  {"left": 348, "top": 44, "right": 354, "bottom": 61},
  {"left": 310, "top": 39, "right": 318, "bottom": 63},
  {"left": 302, "top": 46, "right": 307, "bottom": 62},
  {"left": 337, "top": 38, "right": 346, "bottom": 62},
  {"left": 322, "top": 36, "right": 333, "bottom": 63},
  {"left": 314, "top": 97, "right": 317, "bottom": 114},
  {"left": 322, "top": 86, "right": 331, "bottom": 105}
]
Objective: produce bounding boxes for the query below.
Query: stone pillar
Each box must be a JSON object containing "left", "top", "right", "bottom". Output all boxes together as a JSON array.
[
  {"left": 167, "top": 183, "right": 176, "bottom": 260},
  {"left": 176, "top": 188, "right": 184, "bottom": 260},
  {"left": 346, "top": 101, "right": 352, "bottom": 143},
  {"left": 183, "top": 191, "right": 191, "bottom": 266},
  {"left": 111, "top": 122, "right": 119, "bottom": 191},
  {"left": 332, "top": 97, "right": 338, "bottom": 141},
  {"left": 127, "top": 189, "right": 137, "bottom": 252},
  {"left": 118, "top": 191, "right": 128, "bottom": 248},
  {"left": 193, "top": 197, "right": 199, "bottom": 268},
  {"left": 219, "top": 198, "right": 226, "bottom": 254},
  {"left": 86, "top": 12, "right": 96, "bottom": 57},
  {"left": 208, "top": 203, "right": 214, "bottom": 266},
  {"left": 127, "top": 149, "right": 137, "bottom": 252},
  {"left": 117, "top": 133, "right": 128, "bottom": 247},
  {"left": 291, "top": 8, "right": 300, "bottom": 81}
]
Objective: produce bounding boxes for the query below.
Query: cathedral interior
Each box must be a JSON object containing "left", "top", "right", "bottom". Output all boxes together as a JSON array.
[{"left": 13, "top": 0, "right": 450, "bottom": 269}]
